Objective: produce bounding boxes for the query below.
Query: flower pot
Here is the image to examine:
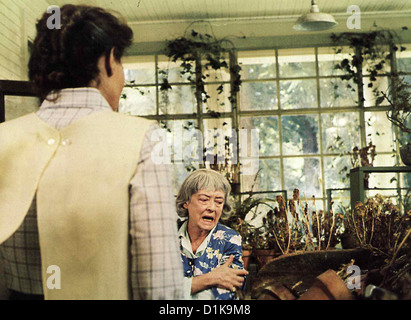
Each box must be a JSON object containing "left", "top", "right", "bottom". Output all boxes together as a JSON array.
[
  {"left": 298, "top": 269, "right": 353, "bottom": 300},
  {"left": 251, "top": 248, "right": 372, "bottom": 298},
  {"left": 242, "top": 249, "right": 253, "bottom": 270},
  {"left": 400, "top": 143, "right": 411, "bottom": 166},
  {"left": 256, "top": 283, "right": 296, "bottom": 300}
]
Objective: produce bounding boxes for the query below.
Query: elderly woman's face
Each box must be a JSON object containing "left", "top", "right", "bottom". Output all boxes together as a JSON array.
[{"left": 184, "top": 189, "right": 225, "bottom": 233}]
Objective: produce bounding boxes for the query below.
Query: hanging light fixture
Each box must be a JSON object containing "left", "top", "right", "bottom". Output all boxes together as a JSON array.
[{"left": 293, "top": 0, "right": 337, "bottom": 31}]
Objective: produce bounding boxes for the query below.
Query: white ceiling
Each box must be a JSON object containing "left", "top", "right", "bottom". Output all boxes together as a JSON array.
[
  {"left": 46, "top": 0, "right": 411, "bottom": 47},
  {"left": 49, "top": 0, "right": 411, "bottom": 23}
]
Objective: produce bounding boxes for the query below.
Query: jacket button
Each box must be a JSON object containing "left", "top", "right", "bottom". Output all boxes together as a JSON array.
[
  {"left": 47, "top": 138, "right": 55, "bottom": 145},
  {"left": 61, "top": 139, "right": 71, "bottom": 146}
]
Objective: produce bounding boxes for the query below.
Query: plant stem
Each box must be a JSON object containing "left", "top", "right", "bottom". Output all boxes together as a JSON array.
[{"left": 326, "top": 210, "right": 335, "bottom": 250}]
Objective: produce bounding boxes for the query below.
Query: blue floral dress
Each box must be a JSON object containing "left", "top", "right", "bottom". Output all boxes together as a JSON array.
[{"left": 179, "top": 222, "right": 245, "bottom": 300}]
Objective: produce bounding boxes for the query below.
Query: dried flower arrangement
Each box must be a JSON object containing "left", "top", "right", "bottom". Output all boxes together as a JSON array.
[
  {"left": 350, "top": 142, "right": 376, "bottom": 169},
  {"left": 336, "top": 141, "right": 377, "bottom": 187},
  {"left": 262, "top": 189, "right": 344, "bottom": 255},
  {"left": 244, "top": 192, "right": 410, "bottom": 300},
  {"left": 343, "top": 194, "right": 410, "bottom": 253},
  {"left": 338, "top": 195, "right": 410, "bottom": 299},
  {"left": 229, "top": 188, "right": 345, "bottom": 266}
]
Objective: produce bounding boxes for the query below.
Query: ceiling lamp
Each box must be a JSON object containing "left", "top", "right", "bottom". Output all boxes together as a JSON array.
[{"left": 293, "top": 0, "right": 338, "bottom": 31}]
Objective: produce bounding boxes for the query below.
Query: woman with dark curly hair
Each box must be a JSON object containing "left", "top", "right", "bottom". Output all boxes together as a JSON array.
[
  {"left": 0, "top": 5, "right": 183, "bottom": 300},
  {"left": 28, "top": 5, "right": 131, "bottom": 106}
]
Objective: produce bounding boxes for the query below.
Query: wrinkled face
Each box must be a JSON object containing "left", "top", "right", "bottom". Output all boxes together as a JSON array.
[{"left": 184, "top": 189, "right": 225, "bottom": 233}]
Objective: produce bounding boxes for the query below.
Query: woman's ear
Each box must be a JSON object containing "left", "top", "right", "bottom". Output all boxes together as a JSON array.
[
  {"left": 183, "top": 203, "right": 188, "bottom": 209},
  {"left": 104, "top": 47, "right": 115, "bottom": 77}
]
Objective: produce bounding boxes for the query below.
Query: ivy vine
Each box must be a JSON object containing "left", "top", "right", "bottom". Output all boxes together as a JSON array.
[
  {"left": 331, "top": 29, "right": 406, "bottom": 91},
  {"left": 331, "top": 27, "right": 410, "bottom": 135},
  {"left": 161, "top": 28, "right": 242, "bottom": 111}
]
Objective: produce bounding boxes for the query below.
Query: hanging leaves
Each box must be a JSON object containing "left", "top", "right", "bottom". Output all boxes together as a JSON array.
[{"left": 163, "top": 29, "right": 242, "bottom": 106}]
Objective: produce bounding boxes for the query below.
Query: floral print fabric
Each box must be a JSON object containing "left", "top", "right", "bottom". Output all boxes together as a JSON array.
[{"left": 179, "top": 222, "right": 245, "bottom": 300}]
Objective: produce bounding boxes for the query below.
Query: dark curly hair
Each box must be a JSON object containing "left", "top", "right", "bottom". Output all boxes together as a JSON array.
[{"left": 28, "top": 5, "right": 133, "bottom": 101}]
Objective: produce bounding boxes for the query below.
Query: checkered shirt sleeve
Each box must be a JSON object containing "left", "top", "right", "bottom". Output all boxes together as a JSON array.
[
  {"left": 129, "top": 125, "right": 184, "bottom": 299},
  {"left": 0, "top": 88, "right": 184, "bottom": 299}
]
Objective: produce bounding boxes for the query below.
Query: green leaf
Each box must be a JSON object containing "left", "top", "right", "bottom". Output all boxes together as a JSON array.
[{"left": 375, "top": 95, "right": 385, "bottom": 106}]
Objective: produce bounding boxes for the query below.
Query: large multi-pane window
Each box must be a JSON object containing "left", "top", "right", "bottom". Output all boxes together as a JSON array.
[{"left": 121, "top": 44, "right": 411, "bottom": 211}]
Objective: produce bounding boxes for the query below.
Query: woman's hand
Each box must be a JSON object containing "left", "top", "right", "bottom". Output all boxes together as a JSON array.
[
  {"left": 210, "top": 255, "right": 249, "bottom": 292},
  {"left": 190, "top": 255, "right": 248, "bottom": 294}
]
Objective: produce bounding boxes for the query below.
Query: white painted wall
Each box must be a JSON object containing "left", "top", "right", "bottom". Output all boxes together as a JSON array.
[
  {"left": 0, "top": 0, "right": 51, "bottom": 80},
  {"left": 0, "top": 0, "right": 49, "bottom": 121}
]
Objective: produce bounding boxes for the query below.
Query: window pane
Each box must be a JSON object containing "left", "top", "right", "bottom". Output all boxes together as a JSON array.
[
  {"left": 162, "top": 119, "right": 200, "bottom": 163},
  {"left": 367, "top": 155, "right": 399, "bottom": 193},
  {"left": 203, "top": 118, "right": 233, "bottom": 164},
  {"left": 202, "top": 53, "right": 230, "bottom": 83},
  {"left": 322, "top": 112, "right": 361, "bottom": 154},
  {"left": 373, "top": 153, "right": 396, "bottom": 167},
  {"left": 400, "top": 172, "right": 411, "bottom": 190},
  {"left": 328, "top": 189, "right": 350, "bottom": 214},
  {"left": 202, "top": 83, "right": 231, "bottom": 113},
  {"left": 317, "top": 46, "right": 354, "bottom": 77},
  {"left": 159, "top": 85, "right": 196, "bottom": 114},
  {"left": 365, "top": 111, "right": 395, "bottom": 153},
  {"left": 282, "top": 115, "right": 319, "bottom": 155},
  {"left": 362, "top": 45, "right": 391, "bottom": 75},
  {"left": 283, "top": 157, "right": 321, "bottom": 197},
  {"left": 278, "top": 48, "right": 316, "bottom": 78},
  {"left": 320, "top": 78, "right": 357, "bottom": 108},
  {"left": 257, "top": 159, "right": 281, "bottom": 191},
  {"left": 324, "top": 155, "right": 351, "bottom": 189},
  {"left": 119, "top": 86, "right": 156, "bottom": 116},
  {"left": 157, "top": 55, "right": 193, "bottom": 83},
  {"left": 280, "top": 79, "right": 317, "bottom": 109},
  {"left": 238, "top": 50, "right": 276, "bottom": 80},
  {"left": 123, "top": 55, "right": 156, "bottom": 84},
  {"left": 367, "top": 155, "right": 398, "bottom": 198},
  {"left": 240, "top": 116, "right": 280, "bottom": 156},
  {"left": 364, "top": 76, "right": 389, "bottom": 107},
  {"left": 397, "top": 44, "right": 411, "bottom": 73},
  {"left": 240, "top": 81, "right": 277, "bottom": 111},
  {"left": 170, "top": 163, "right": 200, "bottom": 196}
]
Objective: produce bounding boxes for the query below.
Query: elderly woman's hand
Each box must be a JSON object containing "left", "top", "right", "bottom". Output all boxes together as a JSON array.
[
  {"left": 210, "top": 255, "right": 249, "bottom": 292},
  {"left": 190, "top": 255, "right": 248, "bottom": 294}
]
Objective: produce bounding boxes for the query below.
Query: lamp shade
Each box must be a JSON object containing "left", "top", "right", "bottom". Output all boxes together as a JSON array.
[{"left": 293, "top": 1, "right": 337, "bottom": 31}]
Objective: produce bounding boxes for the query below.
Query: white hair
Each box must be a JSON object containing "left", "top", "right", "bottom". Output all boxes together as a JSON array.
[{"left": 176, "top": 169, "right": 232, "bottom": 219}]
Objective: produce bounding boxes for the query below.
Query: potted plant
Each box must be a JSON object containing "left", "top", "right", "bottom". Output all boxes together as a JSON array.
[
  {"left": 234, "top": 218, "right": 255, "bottom": 270},
  {"left": 343, "top": 194, "right": 410, "bottom": 251},
  {"left": 253, "top": 191, "right": 345, "bottom": 269},
  {"left": 224, "top": 191, "right": 277, "bottom": 269},
  {"left": 260, "top": 191, "right": 340, "bottom": 254}
]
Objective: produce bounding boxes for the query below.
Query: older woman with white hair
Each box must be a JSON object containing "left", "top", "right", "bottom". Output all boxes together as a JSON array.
[{"left": 176, "top": 169, "right": 248, "bottom": 300}]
